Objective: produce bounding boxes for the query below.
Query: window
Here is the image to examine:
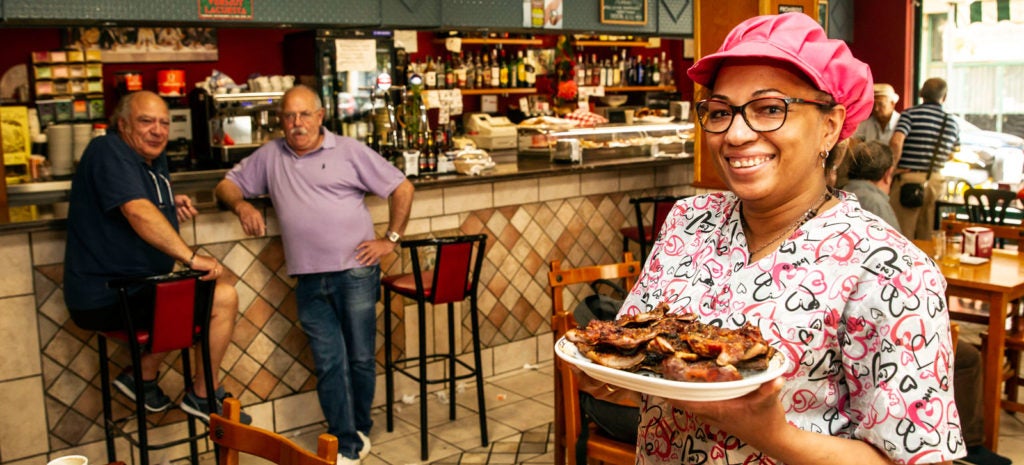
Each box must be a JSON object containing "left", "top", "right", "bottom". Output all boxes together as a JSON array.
[{"left": 928, "top": 12, "right": 948, "bottom": 63}]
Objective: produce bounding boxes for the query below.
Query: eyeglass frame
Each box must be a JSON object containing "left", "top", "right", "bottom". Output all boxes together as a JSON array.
[
  {"left": 694, "top": 96, "right": 834, "bottom": 134},
  {"left": 280, "top": 109, "right": 322, "bottom": 123}
]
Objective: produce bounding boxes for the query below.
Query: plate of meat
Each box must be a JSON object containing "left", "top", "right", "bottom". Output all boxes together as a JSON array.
[{"left": 555, "top": 304, "right": 790, "bottom": 401}]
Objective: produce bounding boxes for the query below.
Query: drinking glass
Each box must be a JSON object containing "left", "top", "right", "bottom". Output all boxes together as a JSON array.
[
  {"left": 944, "top": 233, "right": 963, "bottom": 267},
  {"left": 931, "top": 230, "right": 945, "bottom": 262}
]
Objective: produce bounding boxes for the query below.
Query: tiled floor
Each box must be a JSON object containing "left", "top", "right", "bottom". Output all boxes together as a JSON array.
[{"left": 203, "top": 358, "right": 1024, "bottom": 465}]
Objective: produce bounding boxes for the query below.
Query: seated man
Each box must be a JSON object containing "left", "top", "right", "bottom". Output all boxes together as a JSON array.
[
  {"left": 843, "top": 140, "right": 901, "bottom": 232},
  {"left": 63, "top": 90, "right": 250, "bottom": 424}
]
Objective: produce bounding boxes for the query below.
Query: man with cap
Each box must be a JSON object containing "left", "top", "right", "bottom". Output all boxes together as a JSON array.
[
  {"left": 577, "top": 13, "right": 963, "bottom": 465},
  {"left": 853, "top": 83, "right": 901, "bottom": 144}
]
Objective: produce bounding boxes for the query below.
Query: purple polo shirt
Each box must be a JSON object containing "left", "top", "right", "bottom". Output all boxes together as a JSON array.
[{"left": 225, "top": 129, "right": 406, "bottom": 275}]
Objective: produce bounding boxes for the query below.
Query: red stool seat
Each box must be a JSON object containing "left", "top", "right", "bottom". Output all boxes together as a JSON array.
[{"left": 94, "top": 270, "right": 218, "bottom": 465}]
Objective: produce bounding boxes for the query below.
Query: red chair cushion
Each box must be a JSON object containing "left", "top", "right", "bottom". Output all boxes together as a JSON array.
[{"left": 382, "top": 272, "right": 436, "bottom": 299}]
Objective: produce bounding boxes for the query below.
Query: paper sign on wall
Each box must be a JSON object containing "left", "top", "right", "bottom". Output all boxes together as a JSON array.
[{"left": 335, "top": 39, "right": 377, "bottom": 72}]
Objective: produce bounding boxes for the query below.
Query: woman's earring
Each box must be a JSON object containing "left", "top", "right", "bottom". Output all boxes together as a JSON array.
[{"left": 819, "top": 150, "right": 828, "bottom": 168}]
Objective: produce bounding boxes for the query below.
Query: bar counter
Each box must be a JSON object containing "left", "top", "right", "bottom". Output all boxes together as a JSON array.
[
  {"left": 0, "top": 150, "right": 698, "bottom": 465},
  {"left": 1, "top": 151, "right": 692, "bottom": 234}
]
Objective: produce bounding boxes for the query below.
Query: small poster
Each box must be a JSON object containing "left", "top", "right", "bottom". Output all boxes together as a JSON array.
[
  {"left": 197, "top": 0, "right": 254, "bottom": 20},
  {"left": 523, "top": 0, "right": 563, "bottom": 29},
  {"left": 64, "top": 27, "right": 218, "bottom": 63},
  {"left": 335, "top": 39, "right": 377, "bottom": 72},
  {"left": 1, "top": 106, "right": 31, "bottom": 167}
]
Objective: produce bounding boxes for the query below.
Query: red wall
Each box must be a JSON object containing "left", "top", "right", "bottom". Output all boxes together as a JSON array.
[{"left": 849, "top": 0, "right": 916, "bottom": 110}]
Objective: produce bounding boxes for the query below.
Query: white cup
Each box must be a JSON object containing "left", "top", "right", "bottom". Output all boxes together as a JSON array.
[
  {"left": 283, "top": 75, "right": 295, "bottom": 89},
  {"left": 47, "top": 455, "right": 88, "bottom": 465},
  {"left": 270, "top": 75, "right": 284, "bottom": 91},
  {"left": 255, "top": 76, "right": 270, "bottom": 92}
]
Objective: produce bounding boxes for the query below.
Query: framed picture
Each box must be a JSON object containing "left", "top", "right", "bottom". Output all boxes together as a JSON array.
[
  {"left": 818, "top": 1, "right": 830, "bottom": 35},
  {"left": 778, "top": 5, "right": 804, "bottom": 13},
  {"left": 600, "top": 0, "right": 648, "bottom": 26},
  {"left": 64, "top": 27, "right": 218, "bottom": 63}
]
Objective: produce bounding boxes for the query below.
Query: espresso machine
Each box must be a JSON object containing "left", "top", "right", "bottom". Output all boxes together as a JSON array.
[{"left": 189, "top": 89, "right": 283, "bottom": 168}]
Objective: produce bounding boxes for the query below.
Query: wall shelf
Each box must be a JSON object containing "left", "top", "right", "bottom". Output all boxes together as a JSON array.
[
  {"left": 459, "top": 88, "right": 537, "bottom": 96},
  {"left": 433, "top": 38, "right": 544, "bottom": 46},
  {"left": 573, "top": 40, "right": 654, "bottom": 48},
  {"left": 604, "top": 85, "right": 677, "bottom": 93}
]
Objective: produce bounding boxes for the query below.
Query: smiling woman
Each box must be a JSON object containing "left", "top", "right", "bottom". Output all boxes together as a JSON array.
[{"left": 578, "top": 12, "right": 966, "bottom": 465}]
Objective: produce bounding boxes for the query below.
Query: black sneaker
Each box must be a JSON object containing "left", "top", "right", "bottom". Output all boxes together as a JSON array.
[
  {"left": 180, "top": 389, "right": 253, "bottom": 425},
  {"left": 113, "top": 371, "right": 173, "bottom": 412}
]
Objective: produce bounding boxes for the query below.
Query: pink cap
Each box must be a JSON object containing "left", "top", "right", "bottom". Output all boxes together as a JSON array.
[{"left": 687, "top": 13, "right": 873, "bottom": 140}]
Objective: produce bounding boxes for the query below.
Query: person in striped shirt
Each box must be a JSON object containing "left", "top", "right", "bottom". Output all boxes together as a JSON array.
[{"left": 888, "top": 77, "right": 960, "bottom": 240}]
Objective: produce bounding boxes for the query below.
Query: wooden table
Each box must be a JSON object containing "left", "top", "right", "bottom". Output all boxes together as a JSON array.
[{"left": 914, "top": 238, "right": 1024, "bottom": 451}]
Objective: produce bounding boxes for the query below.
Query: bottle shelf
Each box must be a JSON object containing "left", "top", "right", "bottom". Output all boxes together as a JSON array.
[
  {"left": 573, "top": 40, "right": 655, "bottom": 48},
  {"left": 459, "top": 88, "right": 537, "bottom": 96},
  {"left": 604, "top": 85, "right": 677, "bottom": 93},
  {"left": 434, "top": 38, "right": 544, "bottom": 46}
]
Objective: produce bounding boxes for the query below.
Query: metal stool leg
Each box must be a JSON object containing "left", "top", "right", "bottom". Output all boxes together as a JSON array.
[
  {"left": 417, "top": 298, "right": 429, "bottom": 461},
  {"left": 469, "top": 294, "right": 488, "bottom": 446},
  {"left": 447, "top": 302, "right": 457, "bottom": 421},
  {"left": 98, "top": 336, "right": 117, "bottom": 463},
  {"left": 384, "top": 287, "right": 395, "bottom": 432}
]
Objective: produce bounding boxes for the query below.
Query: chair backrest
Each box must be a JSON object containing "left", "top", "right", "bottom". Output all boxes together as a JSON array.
[
  {"left": 549, "top": 254, "right": 641, "bottom": 465},
  {"left": 964, "top": 188, "right": 1018, "bottom": 225},
  {"left": 108, "top": 270, "right": 214, "bottom": 352},
  {"left": 629, "top": 196, "right": 686, "bottom": 262},
  {"left": 402, "top": 234, "right": 488, "bottom": 305},
  {"left": 211, "top": 398, "right": 338, "bottom": 465}
]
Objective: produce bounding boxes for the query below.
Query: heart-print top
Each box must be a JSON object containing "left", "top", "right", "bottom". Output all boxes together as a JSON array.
[{"left": 619, "top": 191, "right": 964, "bottom": 464}]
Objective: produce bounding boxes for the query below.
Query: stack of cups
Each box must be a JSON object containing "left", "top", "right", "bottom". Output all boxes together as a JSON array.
[
  {"left": 46, "top": 124, "right": 73, "bottom": 176},
  {"left": 72, "top": 123, "right": 92, "bottom": 164}
]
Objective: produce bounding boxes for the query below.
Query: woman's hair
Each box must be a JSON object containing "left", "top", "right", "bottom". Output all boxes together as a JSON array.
[{"left": 847, "top": 140, "right": 894, "bottom": 182}]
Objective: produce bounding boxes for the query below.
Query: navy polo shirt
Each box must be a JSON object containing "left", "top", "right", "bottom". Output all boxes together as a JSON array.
[{"left": 63, "top": 133, "right": 178, "bottom": 311}]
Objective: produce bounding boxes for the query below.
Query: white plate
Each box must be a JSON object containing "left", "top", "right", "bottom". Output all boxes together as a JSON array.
[{"left": 555, "top": 336, "right": 790, "bottom": 401}]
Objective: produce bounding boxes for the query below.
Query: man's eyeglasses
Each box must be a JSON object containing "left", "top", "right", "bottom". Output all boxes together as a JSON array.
[
  {"left": 281, "top": 111, "right": 319, "bottom": 123},
  {"left": 695, "top": 97, "right": 833, "bottom": 134}
]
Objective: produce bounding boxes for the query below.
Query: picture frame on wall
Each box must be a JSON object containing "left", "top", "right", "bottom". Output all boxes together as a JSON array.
[{"left": 63, "top": 27, "right": 218, "bottom": 63}]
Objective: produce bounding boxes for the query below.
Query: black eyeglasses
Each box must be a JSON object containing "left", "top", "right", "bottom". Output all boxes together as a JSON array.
[{"left": 695, "top": 97, "right": 833, "bottom": 134}]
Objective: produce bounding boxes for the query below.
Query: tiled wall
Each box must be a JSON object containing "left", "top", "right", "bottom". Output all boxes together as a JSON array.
[{"left": 0, "top": 162, "right": 695, "bottom": 465}]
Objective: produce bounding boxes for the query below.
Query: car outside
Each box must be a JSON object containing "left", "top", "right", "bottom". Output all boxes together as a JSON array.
[{"left": 945, "top": 115, "right": 1024, "bottom": 186}]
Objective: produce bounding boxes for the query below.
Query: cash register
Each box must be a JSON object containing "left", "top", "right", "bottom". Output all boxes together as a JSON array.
[{"left": 464, "top": 113, "right": 517, "bottom": 150}]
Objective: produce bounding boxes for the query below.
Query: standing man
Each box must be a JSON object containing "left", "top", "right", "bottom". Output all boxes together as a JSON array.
[
  {"left": 888, "top": 77, "right": 960, "bottom": 240},
  {"left": 852, "top": 83, "right": 901, "bottom": 144},
  {"left": 215, "top": 85, "right": 414, "bottom": 465},
  {"left": 64, "top": 91, "right": 249, "bottom": 423}
]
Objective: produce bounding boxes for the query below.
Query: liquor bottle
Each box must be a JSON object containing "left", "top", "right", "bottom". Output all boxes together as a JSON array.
[
  {"left": 524, "top": 51, "right": 536, "bottom": 88},
  {"left": 475, "top": 52, "right": 485, "bottom": 88},
  {"left": 651, "top": 56, "right": 661, "bottom": 85},
  {"left": 612, "top": 54, "right": 622, "bottom": 86},
  {"left": 499, "top": 48, "right": 510, "bottom": 88},
  {"left": 489, "top": 49, "right": 500, "bottom": 88},
  {"left": 506, "top": 49, "right": 518, "bottom": 88},
  {"left": 424, "top": 56, "right": 437, "bottom": 89},
  {"left": 575, "top": 55, "right": 586, "bottom": 86},
  {"left": 444, "top": 55, "right": 455, "bottom": 89},
  {"left": 666, "top": 59, "right": 675, "bottom": 86},
  {"left": 465, "top": 52, "right": 476, "bottom": 89},
  {"left": 516, "top": 50, "right": 526, "bottom": 88},
  {"left": 635, "top": 57, "right": 646, "bottom": 86}
]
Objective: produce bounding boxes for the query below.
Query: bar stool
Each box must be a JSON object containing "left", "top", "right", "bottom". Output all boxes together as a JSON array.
[
  {"left": 619, "top": 196, "right": 686, "bottom": 263},
  {"left": 382, "top": 234, "right": 489, "bottom": 461},
  {"left": 97, "top": 270, "right": 218, "bottom": 465}
]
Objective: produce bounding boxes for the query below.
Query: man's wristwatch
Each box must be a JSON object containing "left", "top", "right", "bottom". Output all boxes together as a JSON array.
[{"left": 385, "top": 230, "right": 401, "bottom": 243}]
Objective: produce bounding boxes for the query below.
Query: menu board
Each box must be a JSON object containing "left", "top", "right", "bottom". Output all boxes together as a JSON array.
[{"left": 600, "top": 0, "right": 647, "bottom": 25}]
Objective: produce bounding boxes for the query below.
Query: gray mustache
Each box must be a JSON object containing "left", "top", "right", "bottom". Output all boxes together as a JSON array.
[{"left": 289, "top": 127, "right": 308, "bottom": 136}]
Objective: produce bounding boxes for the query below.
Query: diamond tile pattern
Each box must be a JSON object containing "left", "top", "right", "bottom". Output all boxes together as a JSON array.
[{"left": 36, "top": 191, "right": 667, "bottom": 450}]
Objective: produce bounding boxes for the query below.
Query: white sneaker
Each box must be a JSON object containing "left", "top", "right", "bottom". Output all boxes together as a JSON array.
[
  {"left": 336, "top": 454, "right": 360, "bottom": 465},
  {"left": 357, "top": 431, "right": 371, "bottom": 459}
]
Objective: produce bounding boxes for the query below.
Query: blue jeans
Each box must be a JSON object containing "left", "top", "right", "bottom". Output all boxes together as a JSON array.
[{"left": 295, "top": 266, "right": 379, "bottom": 459}]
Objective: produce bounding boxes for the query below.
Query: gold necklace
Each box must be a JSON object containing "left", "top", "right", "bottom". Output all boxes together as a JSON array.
[{"left": 741, "top": 190, "right": 833, "bottom": 260}]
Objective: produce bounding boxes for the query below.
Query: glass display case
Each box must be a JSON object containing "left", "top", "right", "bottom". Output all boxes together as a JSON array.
[{"left": 517, "top": 121, "right": 695, "bottom": 163}]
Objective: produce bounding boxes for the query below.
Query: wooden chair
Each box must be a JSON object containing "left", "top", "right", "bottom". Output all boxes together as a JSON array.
[
  {"left": 549, "top": 254, "right": 641, "bottom": 465},
  {"left": 620, "top": 196, "right": 686, "bottom": 264},
  {"left": 210, "top": 397, "right": 338, "bottom": 465}
]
